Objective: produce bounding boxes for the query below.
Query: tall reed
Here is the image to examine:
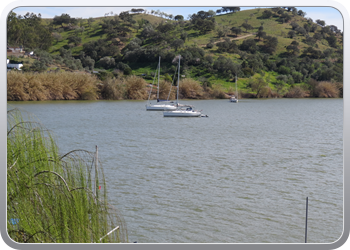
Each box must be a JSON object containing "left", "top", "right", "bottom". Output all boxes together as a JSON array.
[
  {"left": 208, "top": 84, "right": 227, "bottom": 99},
  {"left": 315, "top": 81, "right": 340, "bottom": 98},
  {"left": 7, "top": 108, "right": 127, "bottom": 243},
  {"left": 99, "top": 77, "right": 126, "bottom": 100},
  {"left": 158, "top": 80, "right": 176, "bottom": 100},
  {"left": 285, "top": 85, "right": 308, "bottom": 98},
  {"left": 125, "top": 75, "right": 148, "bottom": 100},
  {"left": 179, "top": 78, "right": 204, "bottom": 99},
  {"left": 7, "top": 71, "right": 99, "bottom": 101}
]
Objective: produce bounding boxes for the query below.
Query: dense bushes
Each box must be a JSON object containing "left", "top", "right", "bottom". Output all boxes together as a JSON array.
[
  {"left": 125, "top": 75, "right": 148, "bottom": 100},
  {"left": 179, "top": 78, "right": 204, "bottom": 99},
  {"left": 99, "top": 77, "right": 126, "bottom": 100}
]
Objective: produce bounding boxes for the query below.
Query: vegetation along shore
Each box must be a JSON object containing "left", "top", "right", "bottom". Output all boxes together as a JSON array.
[
  {"left": 7, "top": 108, "right": 128, "bottom": 242},
  {"left": 7, "top": 7, "right": 343, "bottom": 101}
]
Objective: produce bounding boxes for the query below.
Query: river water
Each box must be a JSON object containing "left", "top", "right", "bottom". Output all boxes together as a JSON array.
[{"left": 7, "top": 98, "right": 343, "bottom": 243}]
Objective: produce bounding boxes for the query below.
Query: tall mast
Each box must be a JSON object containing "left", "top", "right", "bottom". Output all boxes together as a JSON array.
[
  {"left": 177, "top": 55, "right": 180, "bottom": 105},
  {"left": 235, "top": 75, "right": 238, "bottom": 99},
  {"left": 157, "top": 56, "right": 160, "bottom": 100}
]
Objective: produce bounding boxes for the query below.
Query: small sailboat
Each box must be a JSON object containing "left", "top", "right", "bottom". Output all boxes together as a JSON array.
[
  {"left": 146, "top": 57, "right": 177, "bottom": 111},
  {"left": 230, "top": 75, "right": 238, "bottom": 103},
  {"left": 163, "top": 55, "right": 202, "bottom": 117}
]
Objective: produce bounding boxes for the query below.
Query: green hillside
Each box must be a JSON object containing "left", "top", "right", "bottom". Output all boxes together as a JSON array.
[{"left": 7, "top": 7, "right": 343, "bottom": 98}]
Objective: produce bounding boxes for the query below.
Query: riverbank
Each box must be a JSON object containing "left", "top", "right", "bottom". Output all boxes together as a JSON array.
[{"left": 7, "top": 71, "right": 342, "bottom": 101}]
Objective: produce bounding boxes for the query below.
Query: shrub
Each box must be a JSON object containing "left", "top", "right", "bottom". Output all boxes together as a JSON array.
[
  {"left": 285, "top": 85, "right": 308, "bottom": 98},
  {"left": 99, "top": 57, "right": 116, "bottom": 69},
  {"left": 125, "top": 75, "right": 148, "bottom": 100},
  {"left": 100, "top": 78, "right": 126, "bottom": 100},
  {"left": 315, "top": 81, "right": 340, "bottom": 98},
  {"left": 206, "top": 43, "right": 214, "bottom": 49},
  {"left": 178, "top": 78, "right": 203, "bottom": 99},
  {"left": 158, "top": 80, "right": 176, "bottom": 101},
  {"left": 209, "top": 84, "right": 227, "bottom": 99}
]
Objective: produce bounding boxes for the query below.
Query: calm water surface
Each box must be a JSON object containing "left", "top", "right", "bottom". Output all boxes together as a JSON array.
[{"left": 7, "top": 98, "right": 343, "bottom": 243}]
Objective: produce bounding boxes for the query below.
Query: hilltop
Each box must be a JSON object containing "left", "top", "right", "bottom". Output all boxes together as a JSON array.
[{"left": 7, "top": 7, "right": 343, "bottom": 99}]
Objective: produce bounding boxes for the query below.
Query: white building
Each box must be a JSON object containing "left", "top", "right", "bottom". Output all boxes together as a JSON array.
[{"left": 7, "top": 59, "right": 23, "bottom": 70}]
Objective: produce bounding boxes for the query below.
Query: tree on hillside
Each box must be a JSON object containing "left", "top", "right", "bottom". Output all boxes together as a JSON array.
[
  {"left": 295, "top": 26, "right": 307, "bottom": 36},
  {"left": 174, "top": 15, "right": 184, "bottom": 21},
  {"left": 288, "top": 30, "right": 296, "bottom": 38},
  {"left": 256, "top": 30, "right": 266, "bottom": 40},
  {"left": 131, "top": 8, "right": 144, "bottom": 14},
  {"left": 99, "top": 56, "right": 116, "bottom": 69},
  {"left": 262, "top": 36, "right": 278, "bottom": 54},
  {"left": 171, "top": 39, "right": 184, "bottom": 52},
  {"left": 180, "top": 31, "right": 188, "bottom": 41},
  {"left": 67, "top": 36, "right": 82, "bottom": 46},
  {"left": 298, "top": 10, "right": 306, "bottom": 17},
  {"left": 286, "top": 41, "right": 300, "bottom": 56},
  {"left": 7, "top": 11, "right": 53, "bottom": 50},
  {"left": 240, "top": 39, "right": 258, "bottom": 54},
  {"left": 53, "top": 13, "right": 76, "bottom": 28},
  {"left": 216, "top": 25, "right": 230, "bottom": 38},
  {"left": 88, "top": 17, "right": 95, "bottom": 29},
  {"left": 316, "top": 19, "right": 326, "bottom": 27},
  {"left": 190, "top": 11, "right": 216, "bottom": 33},
  {"left": 261, "top": 10, "right": 273, "bottom": 19},
  {"left": 326, "top": 34, "right": 338, "bottom": 48},
  {"left": 241, "top": 22, "right": 253, "bottom": 32},
  {"left": 194, "top": 19, "right": 215, "bottom": 34},
  {"left": 216, "top": 38, "right": 238, "bottom": 53},
  {"left": 230, "top": 26, "right": 242, "bottom": 36},
  {"left": 141, "top": 24, "right": 155, "bottom": 38},
  {"left": 52, "top": 32, "right": 62, "bottom": 44},
  {"left": 247, "top": 76, "right": 267, "bottom": 98},
  {"left": 119, "top": 11, "right": 133, "bottom": 24},
  {"left": 157, "top": 22, "right": 174, "bottom": 33},
  {"left": 221, "top": 7, "right": 240, "bottom": 13}
]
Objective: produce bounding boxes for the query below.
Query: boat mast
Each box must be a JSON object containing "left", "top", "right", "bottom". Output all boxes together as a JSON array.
[
  {"left": 177, "top": 55, "right": 180, "bottom": 105},
  {"left": 157, "top": 56, "right": 160, "bottom": 100},
  {"left": 235, "top": 74, "right": 238, "bottom": 99}
]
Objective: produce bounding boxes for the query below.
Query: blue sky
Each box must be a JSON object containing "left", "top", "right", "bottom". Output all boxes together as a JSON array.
[{"left": 11, "top": 6, "right": 344, "bottom": 31}]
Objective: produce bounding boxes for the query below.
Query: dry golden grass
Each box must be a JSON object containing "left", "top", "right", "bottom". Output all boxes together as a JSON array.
[
  {"left": 179, "top": 78, "right": 204, "bottom": 99},
  {"left": 7, "top": 71, "right": 99, "bottom": 101},
  {"left": 158, "top": 80, "right": 176, "bottom": 100},
  {"left": 208, "top": 84, "right": 227, "bottom": 99},
  {"left": 125, "top": 75, "right": 148, "bottom": 100},
  {"left": 285, "top": 85, "right": 308, "bottom": 98},
  {"left": 315, "top": 81, "right": 340, "bottom": 98},
  {"left": 100, "top": 77, "right": 126, "bottom": 100}
]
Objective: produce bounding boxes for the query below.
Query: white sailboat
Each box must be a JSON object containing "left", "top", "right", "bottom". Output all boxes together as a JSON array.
[
  {"left": 146, "top": 57, "right": 177, "bottom": 111},
  {"left": 230, "top": 75, "right": 238, "bottom": 103},
  {"left": 163, "top": 55, "right": 202, "bottom": 117}
]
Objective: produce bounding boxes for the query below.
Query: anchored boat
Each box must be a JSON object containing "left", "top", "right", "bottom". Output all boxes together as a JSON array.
[
  {"left": 230, "top": 75, "right": 239, "bottom": 103},
  {"left": 163, "top": 55, "right": 203, "bottom": 117},
  {"left": 146, "top": 57, "right": 177, "bottom": 111}
]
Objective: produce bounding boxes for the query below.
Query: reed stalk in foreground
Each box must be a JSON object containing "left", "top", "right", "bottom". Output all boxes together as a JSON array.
[{"left": 7, "top": 108, "right": 127, "bottom": 243}]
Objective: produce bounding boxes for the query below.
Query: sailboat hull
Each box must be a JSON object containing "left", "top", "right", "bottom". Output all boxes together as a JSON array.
[
  {"left": 163, "top": 110, "right": 201, "bottom": 117},
  {"left": 146, "top": 104, "right": 177, "bottom": 111}
]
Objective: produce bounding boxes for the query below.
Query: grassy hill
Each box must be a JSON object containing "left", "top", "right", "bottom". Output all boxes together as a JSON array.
[
  {"left": 46, "top": 8, "right": 341, "bottom": 56},
  {"left": 8, "top": 7, "right": 343, "bottom": 99}
]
